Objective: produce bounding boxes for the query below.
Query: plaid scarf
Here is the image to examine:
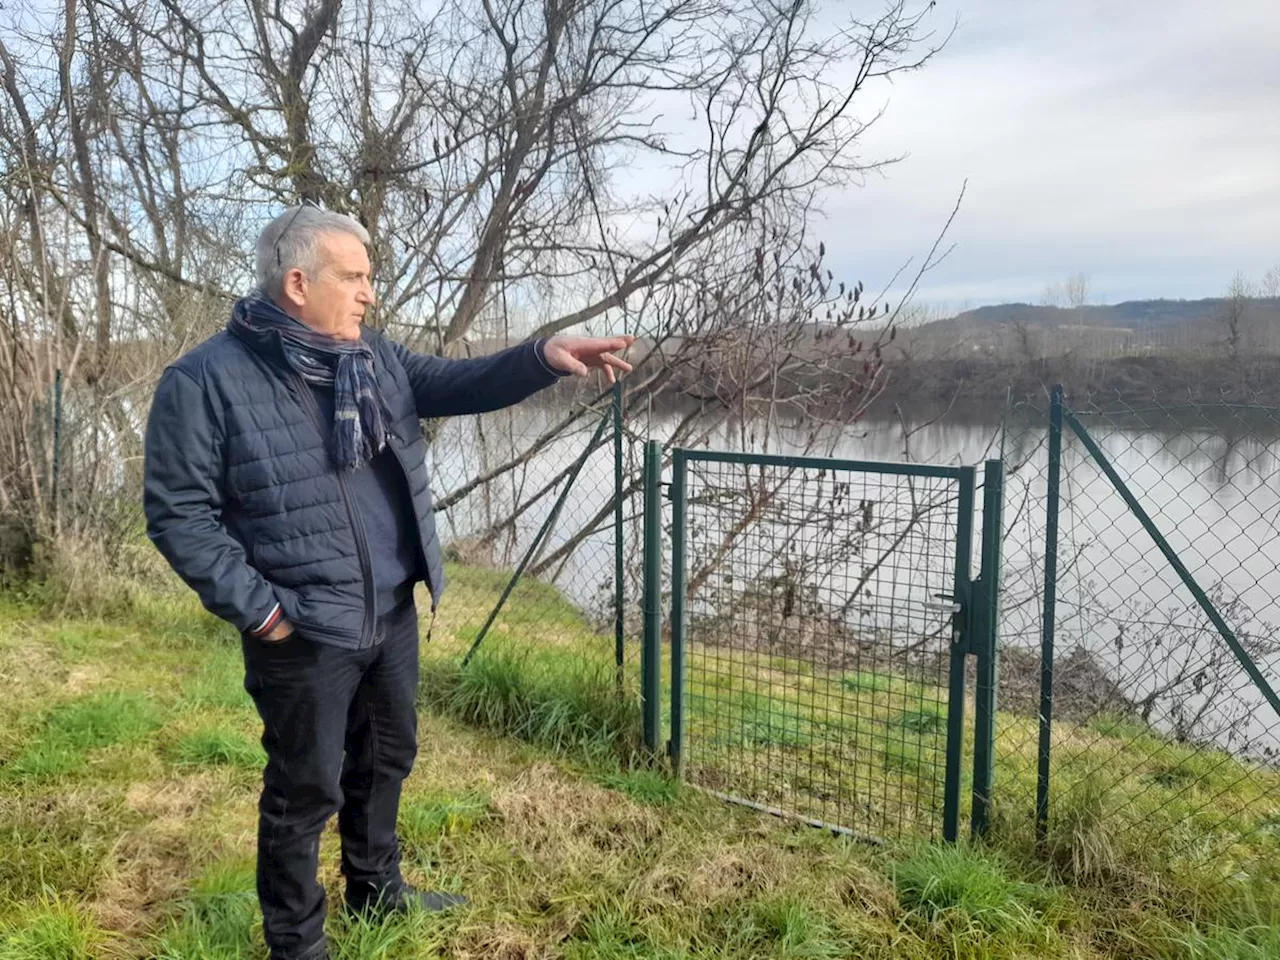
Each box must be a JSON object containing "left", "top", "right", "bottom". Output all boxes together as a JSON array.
[{"left": 229, "top": 295, "right": 391, "bottom": 470}]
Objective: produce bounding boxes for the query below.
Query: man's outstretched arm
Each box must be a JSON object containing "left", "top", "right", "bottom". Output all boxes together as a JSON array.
[{"left": 391, "top": 335, "right": 635, "bottom": 418}]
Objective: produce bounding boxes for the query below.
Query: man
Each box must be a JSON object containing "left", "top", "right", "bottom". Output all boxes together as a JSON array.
[{"left": 144, "top": 205, "right": 633, "bottom": 960}]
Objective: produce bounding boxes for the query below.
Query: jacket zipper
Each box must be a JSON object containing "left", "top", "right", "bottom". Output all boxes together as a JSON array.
[{"left": 295, "top": 375, "right": 377, "bottom": 648}]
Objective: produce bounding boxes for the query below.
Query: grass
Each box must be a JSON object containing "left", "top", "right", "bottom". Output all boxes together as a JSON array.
[
  {"left": 730, "top": 693, "right": 814, "bottom": 749},
  {"left": 1042, "top": 774, "right": 1126, "bottom": 883},
  {"left": 2, "top": 567, "right": 1279, "bottom": 959},
  {"left": 170, "top": 727, "right": 265, "bottom": 770},
  {"left": 0, "top": 894, "right": 113, "bottom": 960},
  {"left": 842, "top": 670, "right": 897, "bottom": 694},
  {"left": 594, "top": 768, "right": 683, "bottom": 807},
  {"left": 893, "top": 845, "right": 1045, "bottom": 936},
  {"left": 181, "top": 652, "right": 252, "bottom": 712},
  {"left": 894, "top": 705, "right": 947, "bottom": 736},
  {"left": 744, "top": 897, "right": 848, "bottom": 958},
  {"left": 420, "top": 644, "right": 643, "bottom": 761},
  {"left": 1161, "top": 922, "right": 1280, "bottom": 960},
  {"left": 398, "top": 790, "right": 491, "bottom": 857},
  {"left": 150, "top": 860, "right": 259, "bottom": 960},
  {"left": 882, "top": 737, "right": 942, "bottom": 780},
  {"left": 4, "top": 691, "right": 164, "bottom": 781}
]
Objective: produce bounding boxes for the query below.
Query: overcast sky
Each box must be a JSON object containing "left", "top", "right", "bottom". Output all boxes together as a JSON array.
[{"left": 824, "top": 0, "right": 1280, "bottom": 310}]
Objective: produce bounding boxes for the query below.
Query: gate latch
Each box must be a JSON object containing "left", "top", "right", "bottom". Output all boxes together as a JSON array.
[
  {"left": 925, "top": 599, "right": 962, "bottom": 614},
  {"left": 933, "top": 590, "right": 976, "bottom": 653}
]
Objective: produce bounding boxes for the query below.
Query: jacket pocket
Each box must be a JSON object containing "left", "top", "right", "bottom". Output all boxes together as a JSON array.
[{"left": 288, "top": 616, "right": 353, "bottom": 643}]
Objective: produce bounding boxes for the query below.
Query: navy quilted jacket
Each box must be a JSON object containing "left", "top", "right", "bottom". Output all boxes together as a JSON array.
[{"left": 143, "top": 315, "right": 562, "bottom": 648}]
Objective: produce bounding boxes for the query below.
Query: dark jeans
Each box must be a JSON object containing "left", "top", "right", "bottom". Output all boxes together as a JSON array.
[{"left": 242, "top": 600, "right": 420, "bottom": 959}]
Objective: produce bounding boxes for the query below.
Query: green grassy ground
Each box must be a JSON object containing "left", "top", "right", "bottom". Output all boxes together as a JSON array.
[
  {"left": 432, "top": 566, "right": 1279, "bottom": 898},
  {"left": 0, "top": 567, "right": 1276, "bottom": 959}
]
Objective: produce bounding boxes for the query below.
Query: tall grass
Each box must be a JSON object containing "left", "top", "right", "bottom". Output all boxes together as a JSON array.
[
  {"left": 419, "top": 644, "right": 643, "bottom": 762},
  {"left": 1163, "top": 921, "right": 1280, "bottom": 960},
  {"left": 893, "top": 845, "right": 1046, "bottom": 937},
  {"left": 1042, "top": 774, "right": 1125, "bottom": 884}
]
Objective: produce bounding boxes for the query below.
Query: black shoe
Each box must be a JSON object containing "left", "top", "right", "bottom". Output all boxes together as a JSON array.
[
  {"left": 345, "top": 881, "right": 468, "bottom": 918},
  {"left": 272, "top": 940, "right": 329, "bottom": 960}
]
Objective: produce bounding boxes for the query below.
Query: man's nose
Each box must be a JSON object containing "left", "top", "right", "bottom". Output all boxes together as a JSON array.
[{"left": 359, "top": 282, "right": 376, "bottom": 306}]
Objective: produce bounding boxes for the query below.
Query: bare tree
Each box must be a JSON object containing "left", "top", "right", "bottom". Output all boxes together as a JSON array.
[
  {"left": 52, "top": 0, "right": 943, "bottom": 349},
  {"left": 1008, "top": 310, "right": 1040, "bottom": 368},
  {"left": 1262, "top": 263, "right": 1280, "bottom": 299},
  {"left": 1220, "top": 272, "right": 1254, "bottom": 364},
  {"left": 0, "top": 0, "right": 948, "bottom": 587},
  {"left": 520, "top": 230, "right": 900, "bottom": 582},
  {"left": 1063, "top": 271, "right": 1090, "bottom": 311}
]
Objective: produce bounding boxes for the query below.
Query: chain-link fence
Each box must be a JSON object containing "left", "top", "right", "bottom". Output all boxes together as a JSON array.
[
  {"left": 998, "top": 391, "right": 1280, "bottom": 902},
  {"left": 4, "top": 370, "right": 154, "bottom": 594},
  {"left": 423, "top": 386, "right": 649, "bottom": 700},
  {"left": 419, "top": 379, "right": 1280, "bottom": 911}
]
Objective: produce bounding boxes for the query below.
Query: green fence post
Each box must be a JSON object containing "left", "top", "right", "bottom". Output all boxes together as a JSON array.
[
  {"left": 943, "top": 465, "right": 977, "bottom": 843},
  {"left": 53, "top": 368, "right": 63, "bottom": 532},
  {"left": 971, "top": 458, "right": 1004, "bottom": 839},
  {"left": 614, "top": 380, "right": 626, "bottom": 697},
  {"left": 669, "top": 449, "right": 688, "bottom": 777},
  {"left": 1037, "top": 385, "right": 1064, "bottom": 845},
  {"left": 641, "top": 440, "right": 663, "bottom": 756}
]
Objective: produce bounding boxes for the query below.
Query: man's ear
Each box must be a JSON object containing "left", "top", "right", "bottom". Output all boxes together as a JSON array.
[{"left": 281, "top": 268, "right": 307, "bottom": 309}]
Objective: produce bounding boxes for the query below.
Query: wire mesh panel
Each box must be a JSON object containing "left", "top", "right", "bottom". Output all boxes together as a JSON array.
[
  {"left": 673, "top": 451, "right": 970, "bottom": 841},
  {"left": 999, "top": 393, "right": 1280, "bottom": 909}
]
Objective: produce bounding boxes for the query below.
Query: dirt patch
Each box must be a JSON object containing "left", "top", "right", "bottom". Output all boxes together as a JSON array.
[
  {"left": 124, "top": 773, "right": 223, "bottom": 821},
  {"left": 0, "top": 636, "right": 60, "bottom": 690},
  {"left": 825, "top": 860, "right": 897, "bottom": 919},
  {"left": 96, "top": 824, "right": 196, "bottom": 932},
  {"left": 628, "top": 862, "right": 690, "bottom": 907},
  {"left": 692, "top": 608, "right": 919, "bottom": 674}
]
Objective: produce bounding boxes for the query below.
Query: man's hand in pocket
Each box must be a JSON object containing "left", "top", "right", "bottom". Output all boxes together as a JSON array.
[{"left": 262, "top": 618, "right": 295, "bottom": 642}]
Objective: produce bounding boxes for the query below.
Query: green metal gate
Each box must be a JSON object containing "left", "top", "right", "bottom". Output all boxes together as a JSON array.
[{"left": 660, "top": 449, "right": 1002, "bottom": 842}]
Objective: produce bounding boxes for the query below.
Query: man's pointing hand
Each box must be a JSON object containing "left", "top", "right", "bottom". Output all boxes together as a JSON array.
[{"left": 543, "top": 334, "right": 637, "bottom": 385}]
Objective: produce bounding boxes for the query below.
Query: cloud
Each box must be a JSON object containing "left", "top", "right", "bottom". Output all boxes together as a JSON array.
[{"left": 820, "top": 0, "right": 1280, "bottom": 306}]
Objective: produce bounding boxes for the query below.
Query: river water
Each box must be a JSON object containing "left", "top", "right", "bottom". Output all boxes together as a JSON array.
[{"left": 427, "top": 403, "right": 1280, "bottom": 760}]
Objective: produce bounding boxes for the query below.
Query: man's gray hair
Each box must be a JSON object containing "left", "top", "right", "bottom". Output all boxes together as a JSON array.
[{"left": 255, "top": 205, "right": 371, "bottom": 297}]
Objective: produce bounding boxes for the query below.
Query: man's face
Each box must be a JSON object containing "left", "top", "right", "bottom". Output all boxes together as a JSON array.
[{"left": 279, "top": 231, "right": 375, "bottom": 342}]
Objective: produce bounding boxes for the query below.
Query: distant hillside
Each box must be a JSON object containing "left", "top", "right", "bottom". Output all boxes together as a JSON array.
[
  {"left": 871, "top": 296, "right": 1280, "bottom": 411},
  {"left": 922, "top": 297, "right": 1280, "bottom": 334},
  {"left": 895, "top": 296, "right": 1280, "bottom": 364}
]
